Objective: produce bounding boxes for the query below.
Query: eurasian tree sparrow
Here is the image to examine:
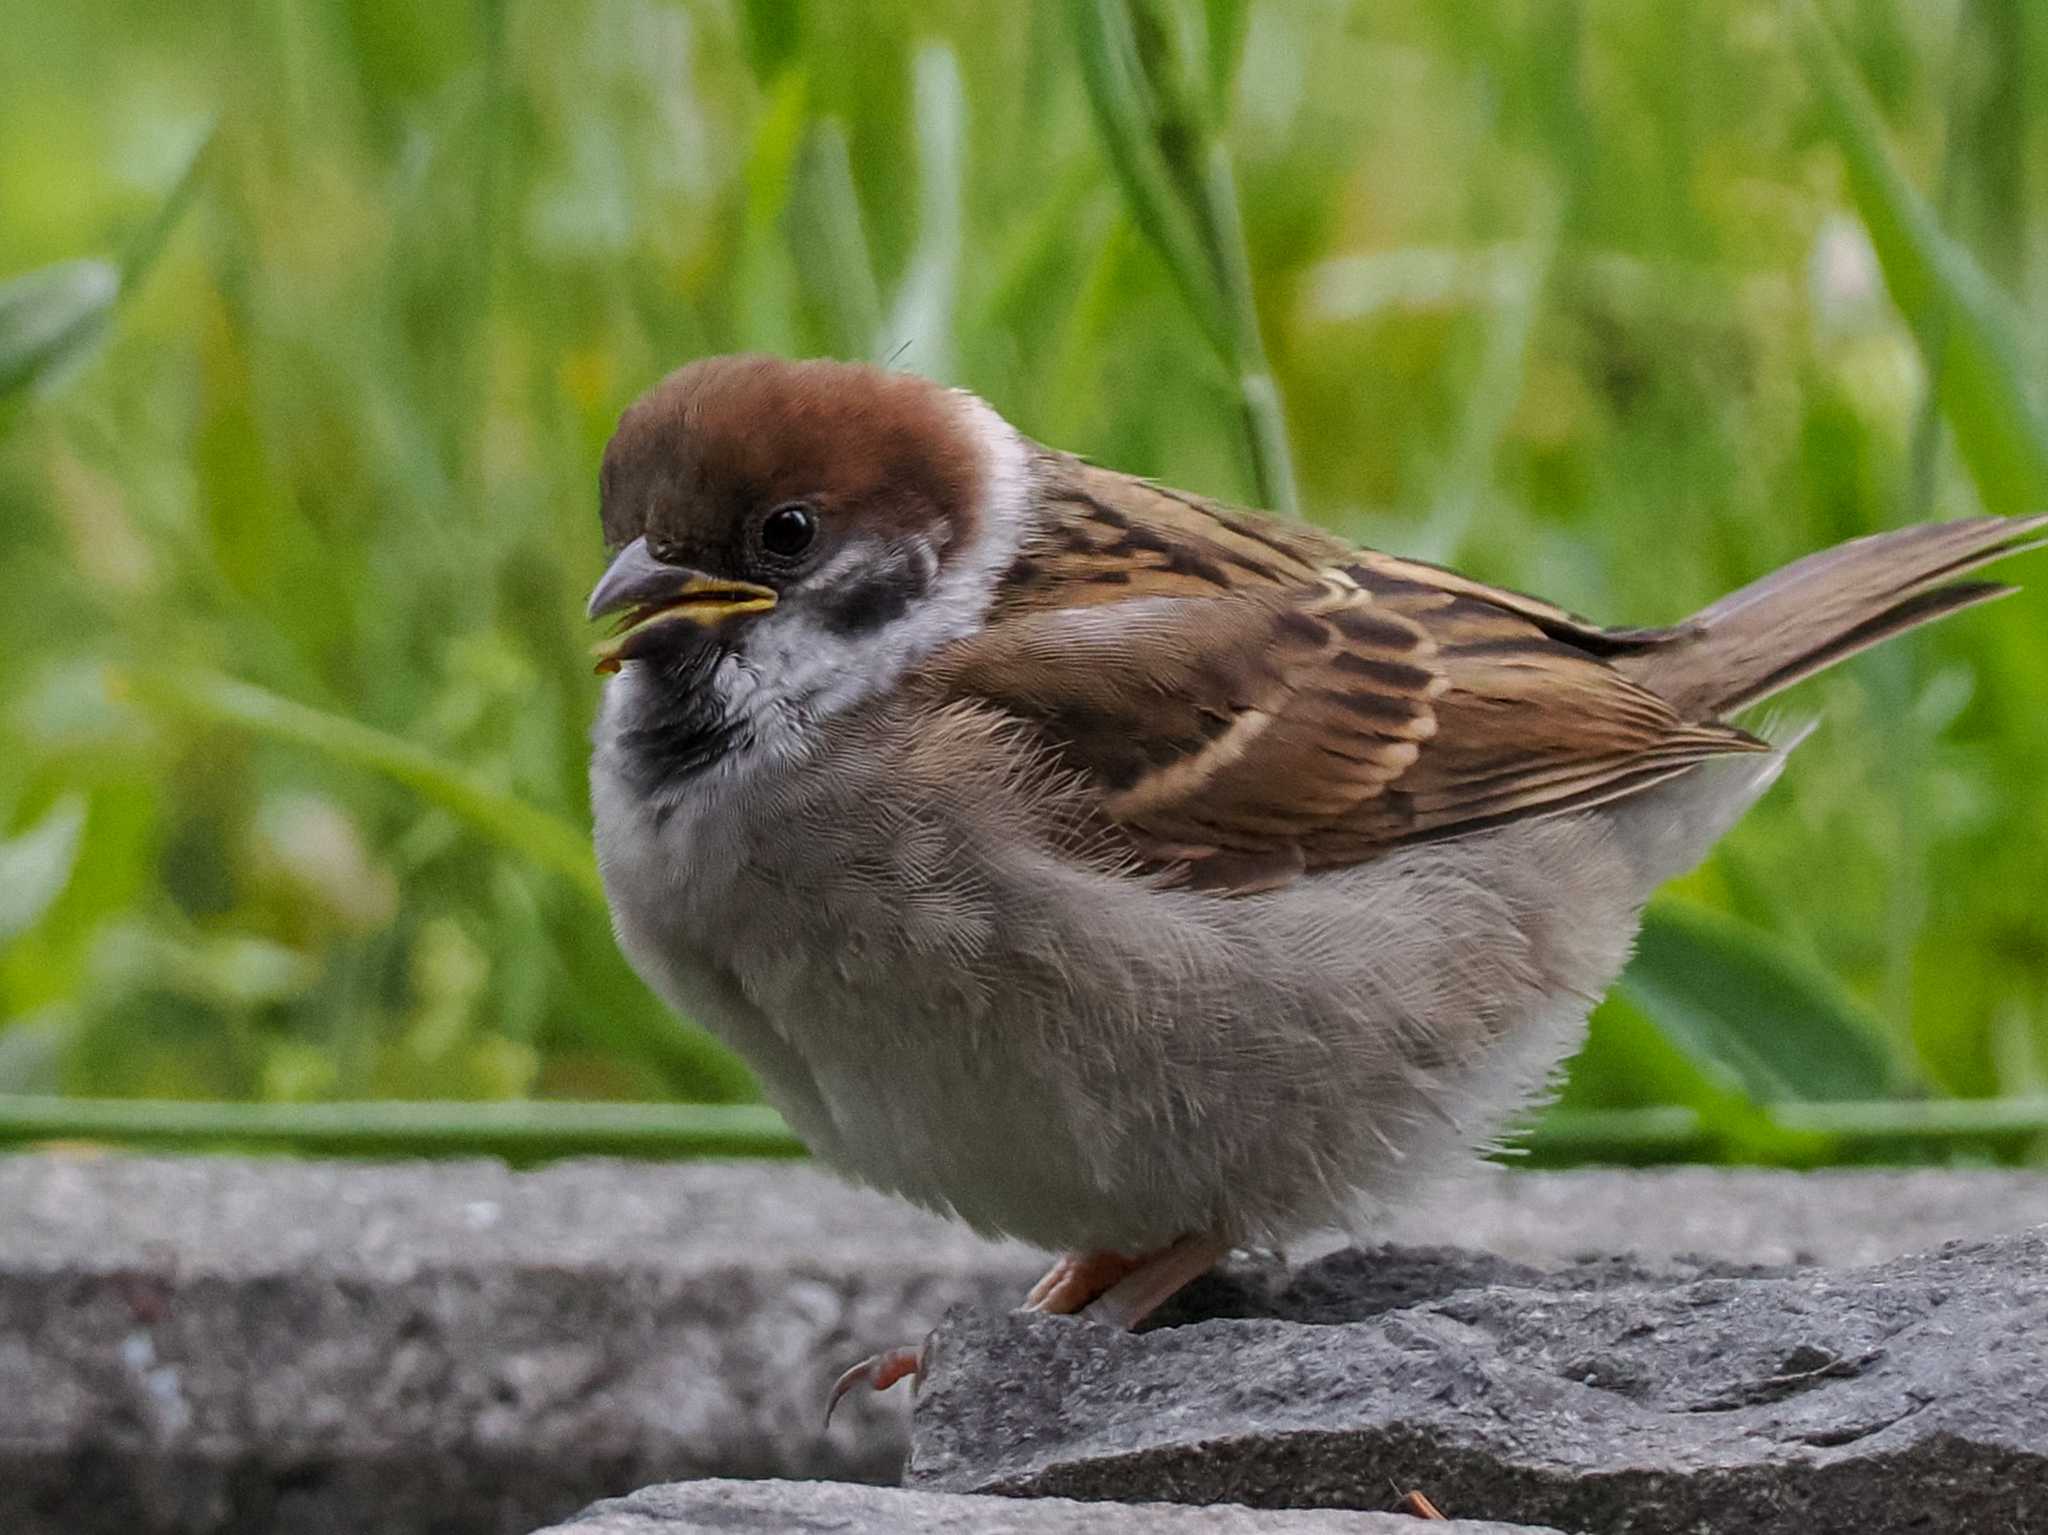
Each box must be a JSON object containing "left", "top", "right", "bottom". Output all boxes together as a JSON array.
[{"left": 585, "top": 355, "right": 2043, "bottom": 1407}]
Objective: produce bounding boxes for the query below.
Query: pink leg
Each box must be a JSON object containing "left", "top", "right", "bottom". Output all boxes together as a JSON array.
[
  {"left": 1079, "top": 1233, "right": 1233, "bottom": 1330},
  {"left": 1023, "top": 1250, "right": 1148, "bottom": 1314}
]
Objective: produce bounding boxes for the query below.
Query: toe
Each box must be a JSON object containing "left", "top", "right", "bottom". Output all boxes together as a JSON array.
[
  {"left": 824, "top": 1343, "right": 923, "bottom": 1425},
  {"left": 1022, "top": 1250, "right": 1144, "bottom": 1315}
]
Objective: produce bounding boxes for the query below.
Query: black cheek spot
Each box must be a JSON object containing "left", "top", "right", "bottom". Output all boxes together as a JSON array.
[{"left": 820, "top": 562, "right": 930, "bottom": 636}]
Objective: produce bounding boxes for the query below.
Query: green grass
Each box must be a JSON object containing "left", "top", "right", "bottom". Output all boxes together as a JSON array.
[{"left": 0, "top": 0, "right": 2044, "bottom": 1164}]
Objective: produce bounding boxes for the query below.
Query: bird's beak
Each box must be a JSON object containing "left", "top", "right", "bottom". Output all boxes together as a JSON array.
[{"left": 588, "top": 537, "right": 778, "bottom": 674}]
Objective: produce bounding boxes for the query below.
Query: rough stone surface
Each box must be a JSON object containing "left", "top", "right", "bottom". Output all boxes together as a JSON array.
[
  {"left": 1377, "top": 1163, "right": 2048, "bottom": 1269},
  {"left": 3, "top": 1156, "right": 2046, "bottom": 1534},
  {"left": 909, "top": 1230, "right": 2048, "bottom": 1533},
  {"left": 538, "top": 1478, "right": 1563, "bottom": 1533},
  {"left": 0, "top": 1156, "right": 1039, "bottom": 1535}
]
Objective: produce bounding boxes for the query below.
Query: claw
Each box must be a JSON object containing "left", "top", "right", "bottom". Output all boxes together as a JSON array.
[{"left": 824, "top": 1343, "right": 923, "bottom": 1426}]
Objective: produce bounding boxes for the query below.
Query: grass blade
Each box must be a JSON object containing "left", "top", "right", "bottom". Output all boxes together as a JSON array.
[
  {"left": 0, "top": 260, "right": 119, "bottom": 400},
  {"left": 0, "top": 1094, "right": 804, "bottom": 1162},
  {"left": 4, "top": 1091, "right": 2038, "bottom": 1168},
  {"left": 1066, "top": 0, "right": 1233, "bottom": 355},
  {"left": 1200, "top": 0, "right": 1248, "bottom": 117},
  {"left": 114, "top": 123, "right": 215, "bottom": 299},
  {"left": 1788, "top": 0, "right": 2048, "bottom": 515},
  {"left": 1200, "top": 138, "right": 1298, "bottom": 516},
  {"left": 1616, "top": 900, "right": 1903, "bottom": 1104},
  {"left": 880, "top": 43, "right": 967, "bottom": 378},
  {"left": 1066, "top": 0, "right": 1297, "bottom": 512},
  {"left": 1417, "top": 207, "right": 1559, "bottom": 562},
  {"left": 0, "top": 796, "right": 88, "bottom": 945},
  {"left": 1525, "top": 1094, "right": 2048, "bottom": 1165},
  {"left": 792, "top": 118, "right": 885, "bottom": 361},
  {"left": 129, "top": 668, "right": 606, "bottom": 908},
  {"left": 0, "top": 126, "right": 210, "bottom": 402},
  {"left": 126, "top": 668, "right": 760, "bottom": 1100},
  {"left": 734, "top": 69, "right": 811, "bottom": 355}
]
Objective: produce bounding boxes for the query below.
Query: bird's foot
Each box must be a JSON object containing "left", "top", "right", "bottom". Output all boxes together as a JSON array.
[
  {"left": 1022, "top": 1250, "right": 1146, "bottom": 1313},
  {"left": 1081, "top": 1233, "right": 1233, "bottom": 1328},
  {"left": 829, "top": 1234, "right": 1231, "bottom": 1422},
  {"left": 824, "top": 1342, "right": 923, "bottom": 1425},
  {"left": 1023, "top": 1233, "right": 1233, "bottom": 1329}
]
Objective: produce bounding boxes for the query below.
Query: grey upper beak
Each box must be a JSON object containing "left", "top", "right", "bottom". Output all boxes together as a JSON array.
[{"left": 588, "top": 537, "right": 686, "bottom": 620}]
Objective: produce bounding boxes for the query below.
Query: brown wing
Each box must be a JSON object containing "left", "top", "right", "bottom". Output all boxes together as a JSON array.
[{"left": 928, "top": 458, "right": 1764, "bottom": 892}]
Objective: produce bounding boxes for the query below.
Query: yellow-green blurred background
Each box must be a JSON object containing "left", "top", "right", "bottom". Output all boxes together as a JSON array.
[{"left": 2, "top": 1, "right": 2045, "bottom": 1163}]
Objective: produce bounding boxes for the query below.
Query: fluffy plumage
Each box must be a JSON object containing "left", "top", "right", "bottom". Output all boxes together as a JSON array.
[{"left": 589, "top": 354, "right": 2044, "bottom": 1284}]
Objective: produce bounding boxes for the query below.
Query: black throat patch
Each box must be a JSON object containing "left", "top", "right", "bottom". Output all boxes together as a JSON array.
[{"left": 613, "top": 641, "right": 755, "bottom": 793}]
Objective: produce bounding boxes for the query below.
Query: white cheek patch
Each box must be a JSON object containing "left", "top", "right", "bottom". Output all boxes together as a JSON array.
[
  {"left": 718, "top": 391, "right": 1034, "bottom": 752},
  {"left": 738, "top": 539, "right": 929, "bottom": 726}
]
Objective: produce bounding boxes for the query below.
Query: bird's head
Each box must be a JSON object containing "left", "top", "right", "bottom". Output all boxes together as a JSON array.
[{"left": 589, "top": 355, "right": 1029, "bottom": 763}]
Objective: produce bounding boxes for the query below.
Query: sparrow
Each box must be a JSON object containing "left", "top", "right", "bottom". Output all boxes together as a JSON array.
[{"left": 585, "top": 354, "right": 2044, "bottom": 1409}]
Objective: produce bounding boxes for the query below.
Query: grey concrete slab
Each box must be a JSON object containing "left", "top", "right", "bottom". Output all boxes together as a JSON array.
[
  {"left": 538, "top": 1479, "right": 1566, "bottom": 1533},
  {"left": 2, "top": 1155, "right": 2045, "bottom": 1534},
  {"left": 911, "top": 1232, "right": 2048, "bottom": 1533},
  {"left": 0, "top": 1156, "right": 1037, "bottom": 1534}
]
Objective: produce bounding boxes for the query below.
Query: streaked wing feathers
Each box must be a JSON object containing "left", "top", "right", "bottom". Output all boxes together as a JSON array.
[{"left": 931, "top": 457, "right": 1763, "bottom": 891}]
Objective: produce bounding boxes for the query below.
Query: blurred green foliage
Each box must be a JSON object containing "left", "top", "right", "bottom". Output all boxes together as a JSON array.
[{"left": 1, "top": 0, "right": 2045, "bottom": 1162}]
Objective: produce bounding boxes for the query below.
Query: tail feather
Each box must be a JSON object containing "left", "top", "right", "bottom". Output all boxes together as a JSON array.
[{"left": 1620, "top": 514, "right": 2048, "bottom": 718}]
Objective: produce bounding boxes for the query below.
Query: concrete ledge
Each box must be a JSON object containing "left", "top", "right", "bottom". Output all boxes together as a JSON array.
[
  {"left": 0, "top": 1156, "right": 1039, "bottom": 1534},
  {"left": 2, "top": 1157, "right": 2046, "bottom": 1534},
  {"left": 537, "top": 1479, "right": 1565, "bottom": 1533},
  {"left": 910, "top": 1232, "right": 2048, "bottom": 1532}
]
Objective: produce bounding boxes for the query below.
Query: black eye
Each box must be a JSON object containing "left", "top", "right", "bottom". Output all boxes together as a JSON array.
[{"left": 758, "top": 501, "right": 818, "bottom": 562}]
